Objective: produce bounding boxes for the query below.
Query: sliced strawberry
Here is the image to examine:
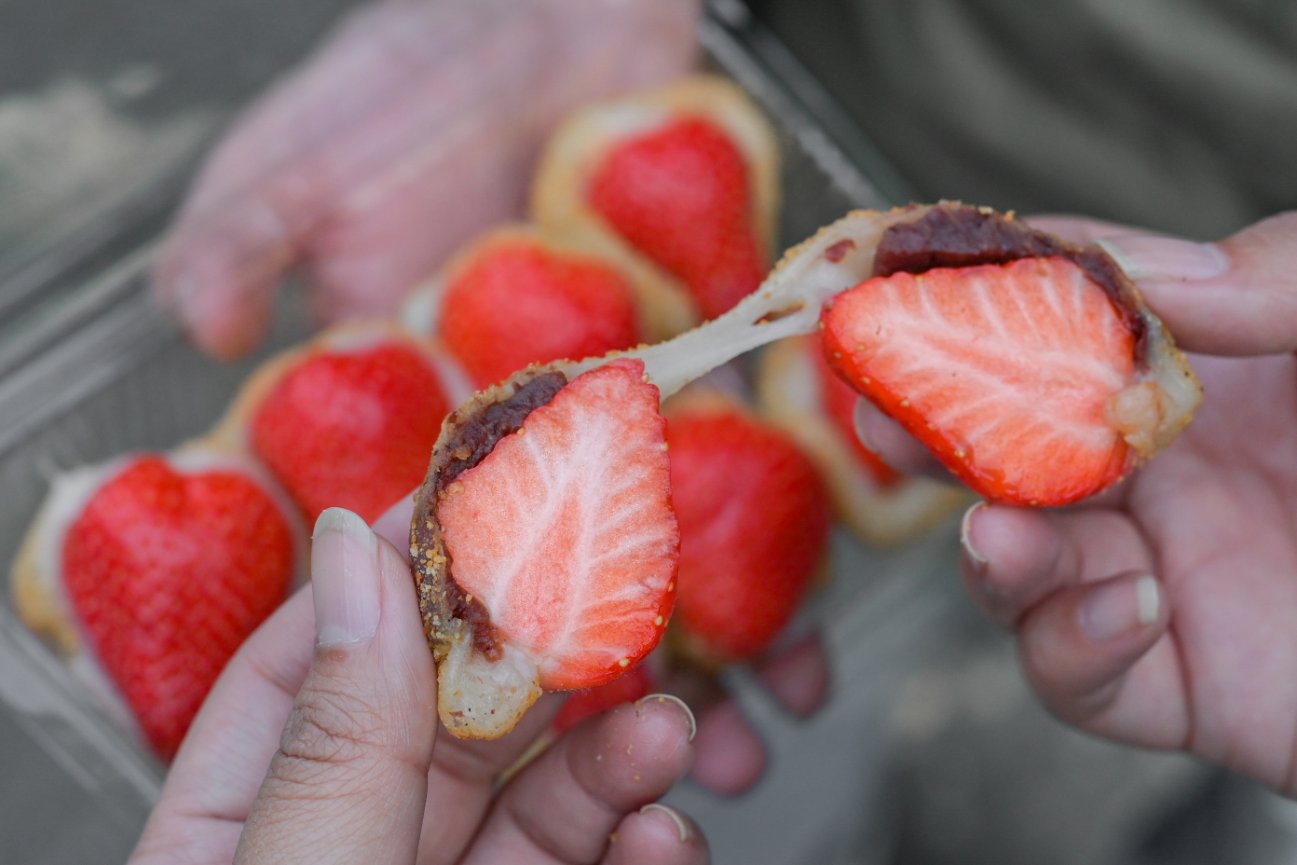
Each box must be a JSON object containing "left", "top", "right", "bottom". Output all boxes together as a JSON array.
[
  {"left": 809, "top": 335, "right": 902, "bottom": 488},
  {"left": 249, "top": 339, "right": 452, "bottom": 522},
  {"left": 60, "top": 455, "right": 296, "bottom": 759},
  {"left": 588, "top": 115, "right": 765, "bottom": 319},
  {"left": 422, "top": 358, "right": 678, "bottom": 737},
  {"left": 553, "top": 662, "right": 656, "bottom": 732},
  {"left": 438, "top": 237, "right": 642, "bottom": 388},
  {"left": 666, "top": 398, "right": 831, "bottom": 664},
  {"left": 821, "top": 256, "right": 1139, "bottom": 505}
]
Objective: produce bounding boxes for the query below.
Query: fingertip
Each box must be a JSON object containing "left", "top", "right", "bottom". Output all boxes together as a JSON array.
[
  {"left": 958, "top": 500, "right": 989, "bottom": 570},
  {"left": 756, "top": 633, "right": 831, "bottom": 718},
  {"left": 1017, "top": 571, "right": 1169, "bottom": 721},
  {"left": 1077, "top": 573, "right": 1165, "bottom": 643},
  {"left": 637, "top": 803, "right": 694, "bottom": 844},
  {"left": 562, "top": 695, "right": 697, "bottom": 807},
  {"left": 606, "top": 804, "right": 709, "bottom": 865},
  {"left": 851, "top": 398, "right": 947, "bottom": 479},
  {"left": 153, "top": 266, "right": 271, "bottom": 361},
  {"left": 961, "top": 503, "right": 1060, "bottom": 575},
  {"left": 472, "top": 693, "right": 696, "bottom": 865},
  {"left": 959, "top": 504, "right": 1064, "bottom": 626},
  {"left": 311, "top": 508, "right": 382, "bottom": 646},
  {"left": 152, "top": 206, "right": 290, "bottom": 360},
  {"left": 619, "top": 694, "right": 696, "bottom": 773},
  {"left": 635, "top": 693, "right": 697, "bottom": 742},
  {"left": 689, "top": 701, "right": 766, "bottom": 796}
]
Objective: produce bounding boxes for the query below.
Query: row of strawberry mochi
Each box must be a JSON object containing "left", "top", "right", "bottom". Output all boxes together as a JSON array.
[{"left": 10, "top": 76, "right": 959, "bottom": 760}]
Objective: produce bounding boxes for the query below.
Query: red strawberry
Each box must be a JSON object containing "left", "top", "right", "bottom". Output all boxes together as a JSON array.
[
  {"left": 424, "top": 358, "right": 678, "bottom": 738},
  {"left": 821, "top": 256, "right": 1139, "bottom": 505},
  {"left": 809, "top": 335, "right": 902, "bottom": 488},
  {"left": 755, "top": 335, "right": 970, "bottom": 548},
  {"left": 248, "top": 335, "right": 454, "bottom": 522},
  {"left": 438, "top": 237, "right": 642, "bottom": 388},
  {"left": 58, "top": 454, "right": 297, "bottom": 759},
  {"left": 588, "top": 115, "right": 765, "bottom": 319},
  {"left": 553, "top": 662, "right": 656, "bottom": 732},
  {"left": 666, "top": 396, "right": 831, "bottom": 664}
]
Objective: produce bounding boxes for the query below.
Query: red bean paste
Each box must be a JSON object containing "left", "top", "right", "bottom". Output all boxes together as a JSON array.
[
  {"left": 414, "top": 371, "right": 568, "bottom": 661},
  {"left": 873, "top": 205, "right": 1148, "bottom": 361}
]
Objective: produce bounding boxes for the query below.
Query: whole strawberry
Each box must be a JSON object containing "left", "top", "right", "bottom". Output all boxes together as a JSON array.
[
  {"left": 665, "top": 393, "right": 832, "bottom": 665},
  {"left": 14, "top": 451, "right": 300, "bottom": 760}
]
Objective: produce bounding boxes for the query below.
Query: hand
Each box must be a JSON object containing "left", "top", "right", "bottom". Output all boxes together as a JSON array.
[
  {"left": 859, "top": 213, "right": 1297, "bottom": 796},
  {"left": 128, "top": 507, "right": 708, "bottom": 864},
  {"left": 153, "top": 0, "right": 700, "bottom": 359}
]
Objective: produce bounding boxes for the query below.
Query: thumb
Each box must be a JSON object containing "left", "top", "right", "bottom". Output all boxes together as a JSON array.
[
  {"left": 234, "top": 507, "right": 437, "bottom": 865},
  {"left": 1099, "top": 212, "right": 1297, "bottom": 356}
]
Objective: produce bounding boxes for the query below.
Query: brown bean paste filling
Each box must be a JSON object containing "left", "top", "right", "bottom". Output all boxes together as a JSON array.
[
  {"left": 873, "top": 205, "right": 1149, "bottom": 364},
  {"left": 417, "top": 371, "right": 568, "bottom": 660}
]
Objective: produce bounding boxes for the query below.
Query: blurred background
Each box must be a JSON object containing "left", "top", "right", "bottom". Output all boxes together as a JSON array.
[{"left": 2, "top": 0, "right": 1296, "bottom": 862}]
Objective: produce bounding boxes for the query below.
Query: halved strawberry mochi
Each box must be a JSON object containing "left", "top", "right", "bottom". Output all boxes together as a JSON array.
[
  {"left": 412, "top": 358, "right": 677, "bottom": 739},
  {"left": 820, "top": 206, "right": 1202, "bottom": 506},
  {"left": 11, "top": 448, "right": 302, "bottom": 760}
]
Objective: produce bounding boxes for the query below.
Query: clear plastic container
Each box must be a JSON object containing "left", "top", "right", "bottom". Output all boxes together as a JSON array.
[{"left": 0, "top": 7, "right": 958, "bottom": 862}]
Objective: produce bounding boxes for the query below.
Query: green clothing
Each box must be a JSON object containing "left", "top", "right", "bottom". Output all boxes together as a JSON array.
[{"left": 751, "top": 0, "right": 1297, "bottom": 238}]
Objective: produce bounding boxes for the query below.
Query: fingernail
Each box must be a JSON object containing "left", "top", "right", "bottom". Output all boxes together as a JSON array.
[
  {"left": 1098, "top": 235, "right": 1229, "bottom": 282},
  {"left": 960, "top": 502, "right": 988, "bottom": 569},
  {"left": 1078, "top": 574, "right": 1161, "bottom": 642},
  {"left": 638, "top": 803, "right": 692, "bottom": 842},
  {"left": 311, "top": 508, "right": 382, "bottom": 645},
  {"left": 635, "top": 693, "right": 697, "bottom": 742},
  {"left": 852, "top": 398, "right": 878, "bottom": 450}
]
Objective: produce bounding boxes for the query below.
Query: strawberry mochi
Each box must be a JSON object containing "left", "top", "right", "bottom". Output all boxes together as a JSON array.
[
  {"left": 664, "top": 390, "right": 832, "bottom": 665},
  {"left": 400, "top": 227, "right": 645, "bottom": 389},
  {"left": 214, "top": 324, "right": 469, "bottom": 524},
  {"left": 412, "top": 359, "right": 677, "bottom": 739},
  {"left": 11, "top": 449, "right": 302, "bottom": 760},
  {"left": 532, "top": 74, "right": 779, "bottom": 334}
]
